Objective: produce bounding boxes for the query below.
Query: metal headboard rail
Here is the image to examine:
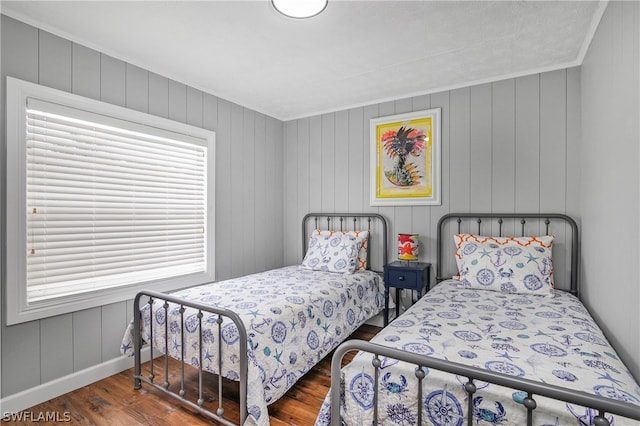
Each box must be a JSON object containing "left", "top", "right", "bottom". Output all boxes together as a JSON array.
[
  {"left": 436, "top": 213, "right": 579, "bottom": 296},
  {"left": 301, "top": 212, "right": 389, "bottom": 271},
  {"left": 330, "top": 340, "right": 640, "bottom": 426}
]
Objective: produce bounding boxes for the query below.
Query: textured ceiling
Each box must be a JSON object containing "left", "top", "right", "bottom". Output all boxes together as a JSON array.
[{"left": 1, "top": 1, "right": 605, "bottom": 120}]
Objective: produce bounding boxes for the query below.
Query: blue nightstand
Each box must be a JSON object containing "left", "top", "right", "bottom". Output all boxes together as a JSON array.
[{"left": 384, "top": 261, "right": 431, "bottom": 326}]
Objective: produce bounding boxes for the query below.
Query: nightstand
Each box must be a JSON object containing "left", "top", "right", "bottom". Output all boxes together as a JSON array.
[{"left": 384, "top": 261, "right": 431, "bottom": 326}]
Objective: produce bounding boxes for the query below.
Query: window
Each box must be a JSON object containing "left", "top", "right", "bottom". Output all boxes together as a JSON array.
[{"left": 6, "top": 77, "right": 215, "bottom": 325}]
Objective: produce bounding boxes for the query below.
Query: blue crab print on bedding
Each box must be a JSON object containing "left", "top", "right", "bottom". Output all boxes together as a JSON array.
[
  {"left": 315, "top": 280, "right": 640, "bottom": 426},
  {"left": 121, "top": 265, "right": 383, "bottom": 426}
]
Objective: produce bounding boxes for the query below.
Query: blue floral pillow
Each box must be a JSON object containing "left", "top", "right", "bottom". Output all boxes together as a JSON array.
[
  {"left": 453, "top": 234, "right": 555, "bottom": 295},
  {"left": 302, "top": 234, "right": 360, "bottom": 274}
]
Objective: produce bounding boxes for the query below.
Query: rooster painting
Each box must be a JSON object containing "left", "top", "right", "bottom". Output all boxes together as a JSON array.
[{"left": 381, "top": 125, "right": 426, "bottom": 187}]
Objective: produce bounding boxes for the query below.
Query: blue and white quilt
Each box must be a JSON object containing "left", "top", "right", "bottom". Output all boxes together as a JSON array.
[
  {"left": 121, "top": 265, "right": 384, "bottom": 426},
  {"left": 316, "top": 280, "right": 640, "bottom": 425}
]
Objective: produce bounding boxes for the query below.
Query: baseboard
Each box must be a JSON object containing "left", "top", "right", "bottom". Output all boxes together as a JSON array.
[
  {"left": 365, "top": 311, "right": 385, "bottom": 327},
  {"left": 0, "top": 347, "right": 152, "bottom": 414}
]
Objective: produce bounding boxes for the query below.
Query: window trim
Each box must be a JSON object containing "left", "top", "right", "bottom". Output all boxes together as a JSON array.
[{"left": 6, "top": 77, "right": 216, "bottom": 325}]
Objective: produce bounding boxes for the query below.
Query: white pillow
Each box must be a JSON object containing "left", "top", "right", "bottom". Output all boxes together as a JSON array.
[
  {"left": 302, "top": 234, "right": 360, "bottom": 274},
  {"left": 311, "top": 230, "right": 369, "bottom": 271}
]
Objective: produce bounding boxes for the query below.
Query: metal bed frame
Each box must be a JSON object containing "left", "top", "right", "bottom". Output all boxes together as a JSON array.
[
  {"left": 132, "top": 212, "right": 388, "bottom": 425},
  {"left": 329, "top": 212, "right": 640, "bottom": 426}
]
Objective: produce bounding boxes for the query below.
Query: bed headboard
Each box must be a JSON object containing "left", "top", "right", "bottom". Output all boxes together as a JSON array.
[
  {"left": 301, "top": 213, "right": 389, "bottom": 272},
  {"left": 436, "top": 213, "right": 580, "bottom": 296}
]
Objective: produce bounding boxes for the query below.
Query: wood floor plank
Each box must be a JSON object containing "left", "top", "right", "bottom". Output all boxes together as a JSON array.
[{"left": 8, "top": 324, "right": 380, "bottom": 425}]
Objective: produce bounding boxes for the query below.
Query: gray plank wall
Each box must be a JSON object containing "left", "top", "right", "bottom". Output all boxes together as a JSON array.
[
  {"left": 0, "top": 15, "right": 284, "bottom": 397},
  {"left": 283, "top": 69, "right": 581, "bottom": 279},
  {"left": 580, "top": 1, "right": 640, "bottom": 381}
]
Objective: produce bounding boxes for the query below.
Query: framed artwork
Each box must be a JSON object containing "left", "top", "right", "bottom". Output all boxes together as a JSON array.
[{"left": 370, "top": 108, "right": 441, "bottom": 206}]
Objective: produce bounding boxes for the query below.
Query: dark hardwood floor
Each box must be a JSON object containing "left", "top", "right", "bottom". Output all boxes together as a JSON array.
[{"left": 4, "top": 324, "right": 381, "bottom": 425}]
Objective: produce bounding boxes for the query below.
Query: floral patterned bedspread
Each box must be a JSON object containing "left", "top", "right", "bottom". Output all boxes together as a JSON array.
[
  {"left": 121, "top": 265, "right": 384, "bottom": 426},
  {"left": 316, "top": 280, "right": 640, "bottom": 426}
]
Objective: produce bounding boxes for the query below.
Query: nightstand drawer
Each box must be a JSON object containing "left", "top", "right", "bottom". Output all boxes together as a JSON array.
[
  {"left": 383, "top": 261, "right": 431, "bottom": 326},
  {"left": 387, "top": 270, "right": 418, "bottom": 289}
]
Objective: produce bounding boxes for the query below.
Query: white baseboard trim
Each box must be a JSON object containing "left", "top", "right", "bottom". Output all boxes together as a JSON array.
[
  {"left": 0, "top": 348, "right": 151, "bottom": 414},
  {"left": 365, "top": 311, "right": 385, "bottom": 327}
]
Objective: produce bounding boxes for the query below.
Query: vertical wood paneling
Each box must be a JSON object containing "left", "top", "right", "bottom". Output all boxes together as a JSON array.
[
  {"left": 168, "top": 80, "right": 187, "bottom": 123},
  {"left": 71, "top": 44, "right": 101, "bottom": 99},
  {"left": 347, "top": 108, "right": 364, "bottom": 213},
  {"left": 334, "top": 110, "right": 349, "bottom": 212},
  {"left": 469, "top": 84, "right": 493, "bottom": 212},
  {"left": 296, "top": 118, "right": 310, "bottom": 260},
  {"left": 254, "top": 112, "right": 268, "bottom": 271},
  {"left": 202, "top": 92, "right": 220, "bottom": 273},
  {"left": 491, "top": 80, "right": 516, "bottom": 236},
  {"left": 449, "top": 87, "right": 471, "bottom": 213},
  {"left": 215, "top": 99, "right": 232, "bottom": 280},
  {"left": 39, "top": 31, "right": 71, "bottom": 91},
  {"left": 566, "top": 67, "right": 581, "bottom": 218},
  {"left": 100, "top": 55, "right": 125, "bottom": 107},
  {"left": 1, "top": 321, "right": 40, "bottom": 396},
  {"left": 540, "top": 70, "right": 569, "bottom": 284},
  {"left": 125, "top": 64, "right": 149, "bottom": 113},
  {"left": 540, "top": 70, "right": 567, "bottom": 211},
  {"left": 243, "top": 108, "right": 256, "bottom": 274},
  {"left": 101, "top": 302, "right": 127, "bottom": 360},
  {"left": 308, "top": 116, "right": 323, "bottom": 213},
  {"left": 40, "top": 315, "right": 73, "bottom": 382},
  {"left": 491, "top": 80, "right": 515, "bottom": 211},
  {"left": 187, "top": 87, "right": 203, "bottom": 128},
  {"left": 564, "top": 67, "right": 582, "bottom": 287},
  {"left": 515, "top": 74, "right": 541, "bottom": 213},
  {"left": 202, "top": 92, "right": 218, "bottom": 131},
  {"left": 321, "top": 113, "right": 335, "bottom": 212},
  {"left": 1, "top": 15, "right": 39, "bottom": 84},
  {"left": 230, "top": 104, "right": 244, "bottom": 277},
  {"left": 362, "top": 104, "right": 379, "bottom": 214},
  {"left": 580, "top": 1, "right": 639, "bottom": 380},
  {"left": 72, "top": 307, "right": 102, "bottom": 371},
  {"left": 428, "top": 91, "right": 448, "bottom": 267},
  {"left": 284, "top": 121, "right": 298, "bottom": 264},
  {"left": 149, "top": 72, "right": 169, "bottom": 118},
  {"left": 267, "top": 116, "right": 284, "bottom": 270}
]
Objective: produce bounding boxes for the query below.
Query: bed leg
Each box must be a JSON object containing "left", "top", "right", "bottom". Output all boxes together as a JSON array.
[{"left": 133, "top": 293, "right": 144, "bottom": 391}]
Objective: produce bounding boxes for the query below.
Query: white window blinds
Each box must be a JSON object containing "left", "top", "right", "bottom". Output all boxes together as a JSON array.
[{"left": 25, "top": 99, "right": 208, "bottom": 303}]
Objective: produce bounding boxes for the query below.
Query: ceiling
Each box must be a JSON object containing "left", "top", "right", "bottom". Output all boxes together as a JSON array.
[{"left": 1, "top": 1, "right": 605, "bottom": 121}]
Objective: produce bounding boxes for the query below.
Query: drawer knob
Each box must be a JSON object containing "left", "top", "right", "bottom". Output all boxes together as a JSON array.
[{"left": 398, "top": 276, "right": 405, "bottom": 281}]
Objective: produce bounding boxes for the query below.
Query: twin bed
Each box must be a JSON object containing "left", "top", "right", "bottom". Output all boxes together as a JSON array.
[
  {"left": 122, "top": 212, "right": 640, "bottom": 426},
  {"left": 121, "top": 212, "right": 388, "bottom": 426},
  {"left": 318, "top": 213, "right": 640, "bottom": 425}
]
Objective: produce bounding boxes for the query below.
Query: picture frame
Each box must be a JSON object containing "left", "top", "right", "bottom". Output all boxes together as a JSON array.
[{"left": 370, "top": 108, "right": 441, "bottom": 206}]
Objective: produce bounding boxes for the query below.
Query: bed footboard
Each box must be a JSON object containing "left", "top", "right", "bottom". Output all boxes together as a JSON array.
[
  {"left": 133, "top": 289, "right": 248, "bottom": 426},
  {"left": 329, "top": 340, "right": 640, "bottom": 426}
]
